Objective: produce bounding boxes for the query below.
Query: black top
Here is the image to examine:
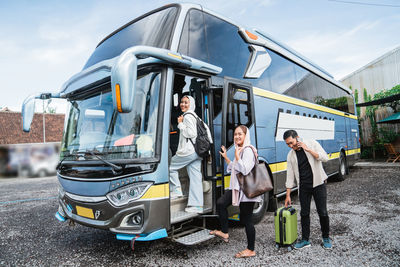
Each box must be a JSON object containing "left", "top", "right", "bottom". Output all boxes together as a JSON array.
[{"left": 295, "top": 148, "right": 313, "bottom": 189}]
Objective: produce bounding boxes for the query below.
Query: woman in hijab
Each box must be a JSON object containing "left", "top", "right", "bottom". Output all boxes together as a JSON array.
[
  {"left": 169, "top": 95, "right": 203, "bottom": 213},
  {"left": 210, "top": 125, "right": 261, "bottom": 258}
]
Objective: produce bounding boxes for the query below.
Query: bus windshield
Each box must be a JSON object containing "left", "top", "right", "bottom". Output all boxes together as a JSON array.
[
  {"left": 83, "top": 7, "right": 178, "bottom": 69},
  {"left": 61, "top": 71, "right": 161, "bottom": 161}
]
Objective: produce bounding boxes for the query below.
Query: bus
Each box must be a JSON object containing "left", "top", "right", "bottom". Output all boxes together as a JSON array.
[{"left": 22, "top": 3, "right": 360, "bottom": 249}]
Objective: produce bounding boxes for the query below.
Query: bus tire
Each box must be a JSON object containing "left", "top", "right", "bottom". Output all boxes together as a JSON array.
[
  {"left": 252, "top": 191, "right": 269, "bottom": 224},
  {"left": 336, "top": 152, "right": 348, "bottom": 181}
]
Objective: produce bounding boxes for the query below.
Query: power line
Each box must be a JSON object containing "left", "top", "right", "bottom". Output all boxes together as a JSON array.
[{"left": 328, "top": 0, "right": 400, "bottom": 7}]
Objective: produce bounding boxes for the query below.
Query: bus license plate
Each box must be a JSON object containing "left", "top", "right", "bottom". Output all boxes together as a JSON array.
[{"left": 76, "top": 205, "right": 94, "bottom": 219}]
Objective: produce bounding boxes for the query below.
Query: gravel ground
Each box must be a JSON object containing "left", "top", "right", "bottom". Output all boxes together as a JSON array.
[{"left": 0, "top": 167, "right": 399, "bottom": 266}]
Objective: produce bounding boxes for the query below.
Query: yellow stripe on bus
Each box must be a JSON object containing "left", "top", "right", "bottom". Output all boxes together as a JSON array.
[
  {"left": 329, "top": 152, "right": 340, "bottom": 159},
  {"left": 346, "top": 148, "right": 361, "bottom": 155},
  {"left": 140, "top": 183, "right": 169, "bottom": 199},
  {"left": 215, "top": 149, "right": 360, "bottom": 185},
  {"left": 269, "top": 162, "right": 287, "bottom": 173},
  {"left": 252, "top": 87, "right": 358, "bottom": 120}
]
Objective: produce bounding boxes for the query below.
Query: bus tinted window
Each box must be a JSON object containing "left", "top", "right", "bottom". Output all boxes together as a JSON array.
[
  {"left": 178, "top": 9, "right": 208, "bottom": 63},
  {"left": 255, "top": 50, "right": 297, "bottom": 95},
  {"left": 203, "top": 13, "right": 250, "bottom": 78},
  {"left": 255, "top": 48, "right": 355, "bottom": 114},
  {"left": 294, "top": 68, "right": 355, "bottom": 114},
  {"left": 178, "top": 10, "right": 250, "bottom": 79},
  {"left": 84, "top": 7, "right": 178, "bottom": 69}
]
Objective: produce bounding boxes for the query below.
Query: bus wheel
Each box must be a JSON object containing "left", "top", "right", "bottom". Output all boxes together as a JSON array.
[
  {"left": 252, "top": 191, "right": 269, "bottom": 224},
  {"left": 336, "top": 152, "right": 348, "bottom": 181}
]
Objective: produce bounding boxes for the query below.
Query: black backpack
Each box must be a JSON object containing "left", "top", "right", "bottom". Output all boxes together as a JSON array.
[{"left": 183, "top": 113, "right": 212, "bottom": 157}]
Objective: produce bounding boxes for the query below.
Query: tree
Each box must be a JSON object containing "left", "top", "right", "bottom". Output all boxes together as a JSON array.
[{"left": 374, "top": 84, "right": 400, "bottom": 113}]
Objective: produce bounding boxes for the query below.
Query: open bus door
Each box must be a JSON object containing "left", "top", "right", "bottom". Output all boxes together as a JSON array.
[
  {"left": 168, "top": 73, "right": 221, "bottom": 245},
  {"left": 220, "top": 77, "right": 268, "bottom": 223}
]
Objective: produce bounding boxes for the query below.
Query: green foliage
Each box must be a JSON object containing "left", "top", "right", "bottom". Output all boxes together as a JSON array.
[
  {"left": 314, "top": 96, "right": 348, "bottom": 112},
  {"left": 350, "top": 84, "right": 400, "bottom": 158},
  {"left": 44, "top": 99, "right": 56, "bottom": 114},
  {"left": 373, "top": 84, "right": 400, "bottom": 112},
  {"left": 377, "top": 127, "right": 400, "bottom": 145},
  {"left": 360, "top": 146, "right": 372, "bottom": 159}
]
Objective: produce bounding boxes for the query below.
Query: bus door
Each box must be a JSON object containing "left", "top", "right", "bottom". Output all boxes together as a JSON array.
[
  {"left": 169, "top": 73, "right": 219, "bottom": 217},
  {"left": 344, "top": 114, "right": 356, "bottom": 157},
  {"left": 221, "top": 78, "right": 256, "bottom": 193}
]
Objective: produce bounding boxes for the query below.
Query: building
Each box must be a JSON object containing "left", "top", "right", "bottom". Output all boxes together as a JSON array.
[
  {"left": 0, "top": 111, "right": 64, "bottom": 176},
  {"left": 341, "top": 46, "right": 400, "bottom": 145}
]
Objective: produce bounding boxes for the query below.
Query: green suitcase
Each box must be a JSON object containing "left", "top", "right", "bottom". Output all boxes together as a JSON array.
[{"left": 274, "top": 206, "right": 298, "bottom": 249}]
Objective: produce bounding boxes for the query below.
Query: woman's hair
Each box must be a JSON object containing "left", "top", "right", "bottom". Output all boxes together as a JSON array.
[{"left": 235, "top": 125, "right": 247, "bottom": 135}]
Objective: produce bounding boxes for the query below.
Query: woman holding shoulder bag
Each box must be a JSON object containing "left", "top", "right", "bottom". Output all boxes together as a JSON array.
[{"left": 209, "top": 125, "right": 261, "bottom": 258}]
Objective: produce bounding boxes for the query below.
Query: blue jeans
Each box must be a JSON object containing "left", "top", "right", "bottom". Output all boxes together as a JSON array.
[{"left": 169, "top": 153, "right": 203, "bottom": 206}]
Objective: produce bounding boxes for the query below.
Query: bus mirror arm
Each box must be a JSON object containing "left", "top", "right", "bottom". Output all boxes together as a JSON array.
[
  {"left": 21, "top": 92, "right": 61, "bottom": 132},
  {"left": 111, "top": 46, "right": 222, "bottom": 113}
]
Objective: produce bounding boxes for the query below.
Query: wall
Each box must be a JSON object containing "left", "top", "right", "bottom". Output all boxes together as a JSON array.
[{"left": 341, "top": 46, "right": 400, "bottom": 145}]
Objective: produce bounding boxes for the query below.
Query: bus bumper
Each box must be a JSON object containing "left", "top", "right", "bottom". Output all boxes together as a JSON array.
[
  {"left": 116, "top": 228, "right": 168, "bottom": 241},
  {"left": 57, "top": 193, "right": 170, "bottom": 235}
]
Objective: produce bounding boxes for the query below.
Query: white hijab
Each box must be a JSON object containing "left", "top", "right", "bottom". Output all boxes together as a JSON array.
[
  {"left": 183, "top": 95, "right": 196, "bottom": 114},
  {"left": 231, "top": 126, "right": 257, "bottom": 206}
]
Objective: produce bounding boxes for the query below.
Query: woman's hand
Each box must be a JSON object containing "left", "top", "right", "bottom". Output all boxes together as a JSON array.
[
  {"left": 234, "top": 146, "right": 243, "bottom": 161},
  {"left": 177, "top": 115, "right": 183, "bottom": 124},
  {"left": 219, "top": 146, "right": 231, "bottom": 165},
  {"left": 219, "top": 145, "right": 227, "bottom": 158}
]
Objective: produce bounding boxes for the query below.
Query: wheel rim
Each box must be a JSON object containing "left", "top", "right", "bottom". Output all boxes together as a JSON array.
[
  {"left": 253, "top": 194, "right": 264, "bottom": 214},
  {"left": 340, "top": 156, "right": 346, "bottom": 175}
]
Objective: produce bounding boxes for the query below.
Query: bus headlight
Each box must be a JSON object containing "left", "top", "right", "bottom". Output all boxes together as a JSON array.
[{"left": 106, "top": 182, "right": 152, "bottom": 206}]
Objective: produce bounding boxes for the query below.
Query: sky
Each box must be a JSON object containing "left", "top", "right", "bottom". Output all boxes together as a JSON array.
[{"left": 0, "top": 0, "right": 399, "bottom": 113}]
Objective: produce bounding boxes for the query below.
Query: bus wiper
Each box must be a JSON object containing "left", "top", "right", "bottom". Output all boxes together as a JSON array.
[
  {"left": 56, "top": 157, "right": 66, "bottom": 170},
  {"left": 85, "top": 149, "right": 123, "bottom": 175},
  {"left": 56, "top": 151, "right": 74, "bottom": 170}
]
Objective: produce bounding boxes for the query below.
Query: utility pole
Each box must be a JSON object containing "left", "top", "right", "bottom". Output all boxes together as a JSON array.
[{"left": 42, "top": 100, "right": 46, "bottom": 143}]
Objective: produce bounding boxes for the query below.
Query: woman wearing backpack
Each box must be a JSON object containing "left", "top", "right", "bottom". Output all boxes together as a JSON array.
[
  {"left": 210, "top": 125, "right": 261, "bottom": 258},
  {"left": 169, "top": 95, "right": 203, "bottom": 213}
]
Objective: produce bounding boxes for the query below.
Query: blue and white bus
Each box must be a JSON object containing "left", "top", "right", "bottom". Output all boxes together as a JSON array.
[{"left": 22, "top": 3, "right": 360, "bottom": 248}]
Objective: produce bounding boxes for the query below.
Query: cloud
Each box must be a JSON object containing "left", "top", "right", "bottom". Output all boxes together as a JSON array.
[{"left": 286, "top": 18, "right": 398, "bottom": 79}]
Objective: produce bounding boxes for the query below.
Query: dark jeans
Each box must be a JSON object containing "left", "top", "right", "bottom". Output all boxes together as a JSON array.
[
  {"left": 216, "top": 190, "right": 256, "bottom": 251},
  {"left": 299, "top": 183, "right": 330, "bottom": 240}
]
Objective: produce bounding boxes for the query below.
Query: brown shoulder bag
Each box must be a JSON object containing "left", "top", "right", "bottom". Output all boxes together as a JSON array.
[{"left": 236, "top": 146, "right": 273, "bottom": 198}]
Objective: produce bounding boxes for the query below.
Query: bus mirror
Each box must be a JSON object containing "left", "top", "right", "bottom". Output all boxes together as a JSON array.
[
  {"left": 22, "top": 95, "right": 36, "bottom": 132},
  {"left": 111, "top": 53, "right": 137, "bottom": 113},
  {"left": 244, "top": 45, "right": 271, "bottom": 79},
  {"left": 110, "top": 45, "right": 223, "bottom": 113},
  {"left": 21, "top": 92, "right": 60, "bottom": 132}
]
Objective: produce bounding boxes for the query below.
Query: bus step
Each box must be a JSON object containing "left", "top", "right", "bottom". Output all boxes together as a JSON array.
[
  {"left": 173, "top": 228, "right": 215, "bottom": 246},
  {"left": 171, "top": 208, "right": 212, "bottom": 224}
]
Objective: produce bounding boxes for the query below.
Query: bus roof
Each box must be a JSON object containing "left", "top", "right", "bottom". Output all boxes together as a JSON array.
[
  {"left": 192, "top": 3, "right": 352, "bottom": 95},
  {"left": 92, "top": 3, "right": 352, "bottom": 95}
]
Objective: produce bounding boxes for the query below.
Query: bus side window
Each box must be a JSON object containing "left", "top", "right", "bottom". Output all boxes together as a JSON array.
[{"left": 226, "top": 86, "right": 252, "bottom": 148}]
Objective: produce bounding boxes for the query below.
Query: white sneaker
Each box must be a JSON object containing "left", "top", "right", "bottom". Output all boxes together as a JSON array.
[
  {"left": 170, "top": 187, "right": 183, "bottom": 199},
  {"left": 185, "top": 206, "right": 203, "bottom": 213}
]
